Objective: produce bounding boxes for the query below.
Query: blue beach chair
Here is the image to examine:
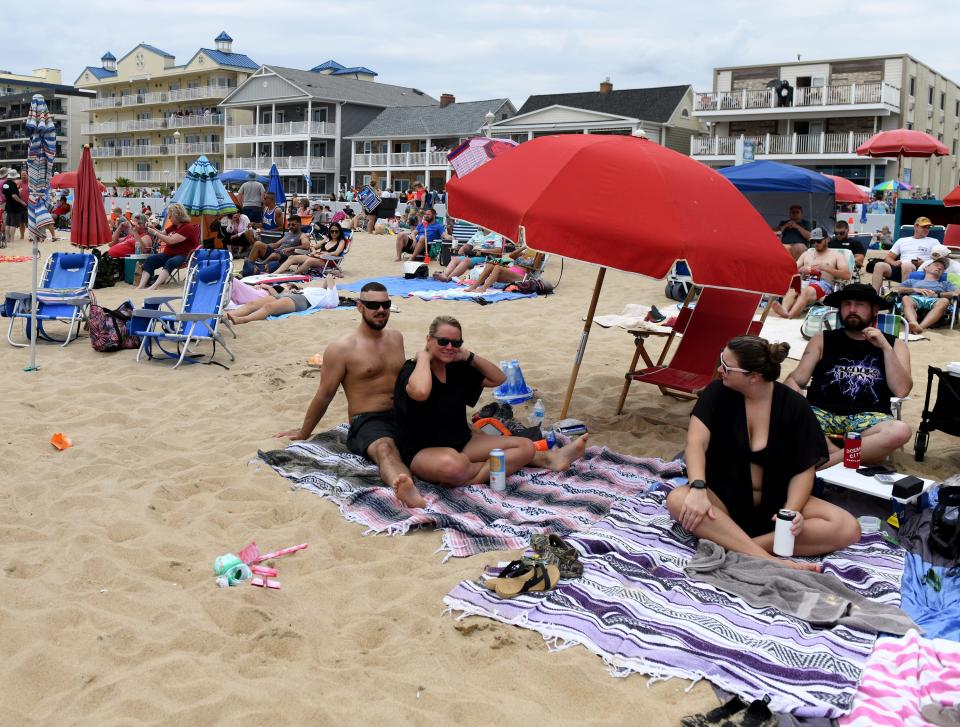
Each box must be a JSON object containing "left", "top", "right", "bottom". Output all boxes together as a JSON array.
[
  {"left": 3, "top": 252, "right": 97, "bottom": 347},
  {"left": 129, "top": 249, "right": 235, "bottom": 368}
]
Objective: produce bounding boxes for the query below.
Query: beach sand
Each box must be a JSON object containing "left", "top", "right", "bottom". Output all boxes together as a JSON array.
[{"left": 1, "top": 232, "right": 957, "bottom": 725}]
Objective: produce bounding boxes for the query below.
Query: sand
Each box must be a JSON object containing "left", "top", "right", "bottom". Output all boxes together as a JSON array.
[{"left": 1, "top": 232, "right": 957, "bottom": 726}]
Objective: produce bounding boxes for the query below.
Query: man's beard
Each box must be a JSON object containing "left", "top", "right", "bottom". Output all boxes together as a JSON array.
[
  {"left": 363, "top": 312, "right": 388, "bottom": 330},
  {"left": 843, "top": 313, "right": 869, "bottom": 331}
]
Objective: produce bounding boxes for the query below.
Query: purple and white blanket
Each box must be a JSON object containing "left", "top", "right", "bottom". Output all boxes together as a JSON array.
[
  {"left": 258, "top": 426, "right": 681, "bottom": 559},
  {"left": 444, "top": 489, "right": 907, "bottom": 718}
]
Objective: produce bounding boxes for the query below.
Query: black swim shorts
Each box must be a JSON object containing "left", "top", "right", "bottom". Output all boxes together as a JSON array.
[{"left": 346, "top": 410, "right": 397, "bottom": 458}]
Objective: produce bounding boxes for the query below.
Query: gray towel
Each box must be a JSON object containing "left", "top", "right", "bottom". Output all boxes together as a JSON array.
[{"left": 684, "top": 540, "right": 919, "bottom": 636}]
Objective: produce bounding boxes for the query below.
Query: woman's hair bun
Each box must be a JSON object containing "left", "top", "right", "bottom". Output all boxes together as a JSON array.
[{"left": 767, "top": 342, "right": 790, "bottom": 364}]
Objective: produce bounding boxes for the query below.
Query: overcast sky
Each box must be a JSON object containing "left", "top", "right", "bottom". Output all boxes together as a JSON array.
[{"left": 6, "top": 1, "right": 960, "bottom": 105}]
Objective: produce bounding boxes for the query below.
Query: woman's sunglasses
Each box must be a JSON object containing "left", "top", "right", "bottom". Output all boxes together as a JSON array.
[
  {"left": 432, "top": 336, "right": 463, "bottom": 348},
  {"left": 358, "top": 299, "right": 391, "bottom": 311},
  {"left": 718, "top": 353, "right": 749, "bottom": 375}
]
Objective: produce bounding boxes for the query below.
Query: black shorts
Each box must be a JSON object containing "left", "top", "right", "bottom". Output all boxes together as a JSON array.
[
  {"left": 346, "top": 411, "right": 397, "bottom": 458},
  {"left": 5, "top": 208, "right": 26, "bottom": 226},
  {"left": 241, "top": 206, "right": 263, "bottom": 224}
]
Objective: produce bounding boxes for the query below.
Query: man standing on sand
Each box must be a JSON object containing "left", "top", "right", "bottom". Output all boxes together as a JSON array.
[{"left": 276, "top": 281, "right": 426, "bottom": 508}]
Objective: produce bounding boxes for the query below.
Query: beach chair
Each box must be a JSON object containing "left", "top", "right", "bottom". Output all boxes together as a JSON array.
[
  {"left": 899, "top": 225, "right": 946, "bottom": 243},
  {"left": 944, "top": 225, "right": 960, "bottom": 253},
  {"left": 129, "top": 249, "right": 235, "bottom": 368},
  {"left": 895, "top": 270, "right": 957, "bottom": 330},
  {"left": 451, "top": 220, "right": 479, "bottom": 243},
  {"left": 616, "top": 286, "right": 768, "bottom": 410},
  {"left": 309, "top": 231, "right": 353, "bottom": 278},
  {"left": 3, "top": 252, "right": 97, "bottom": 347},
  {"left": 913, "top": 365, "right": 960, "bottom": 461}
]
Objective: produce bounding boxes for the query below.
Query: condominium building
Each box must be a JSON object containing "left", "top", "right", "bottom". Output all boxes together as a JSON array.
[
  {"left": 348, "top": 94, "right": 515, "bottom": 191},
  {"left": 0, "top": 68, "right": 92, "bottom": 175},
  {"left": 220, "top": 63, "right": 437, "bottom": 195},
  {"left": 75, "top": 32, "right": 257, "bottom": 189},
  {"left": 690, "top": 55, "right": 960, "bottom": 196}
]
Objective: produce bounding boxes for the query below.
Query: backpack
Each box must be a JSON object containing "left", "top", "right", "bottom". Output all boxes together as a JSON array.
[
  {"left": 509, "top": 278, "right": 553, "bottom": 295},
  {"left": 91, "top": 249, "right": 120, "bottom": 289},
  {"left": 88, "top": 300, "right": 140, "bottom": 352},
  {"left": 801, "top": 305, "right": 839, "bottom": 340},
  {"left": 930, "top": 486, "right": 960, "bottom": 562}
]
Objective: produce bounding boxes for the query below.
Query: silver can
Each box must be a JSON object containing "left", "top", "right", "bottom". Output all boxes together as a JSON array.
[{"left": 489, "top": 448, "right": 506, "bottom": 491}]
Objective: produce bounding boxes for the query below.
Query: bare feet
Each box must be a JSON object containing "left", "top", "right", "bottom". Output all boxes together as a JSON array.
[
  {"left": 771, "top": 300, "right": 789, "bottom": 318},
  {"left": 536, "top": 434, "right": 590, "bottom": 472},
  {"left": 393, "top": 257, "right": 402, "bottom": 262},
  {"left": 908, "top": 322, "right": 923, "bottom": 335},
  {"left": 225, "top": 311, "right": 238, "bottom": 325},
  {"left": 777, "top": 558, "right": 822, "bottom": 573},
  {"left": 392, "top": 474, "right": 426, "bottom": 508}
]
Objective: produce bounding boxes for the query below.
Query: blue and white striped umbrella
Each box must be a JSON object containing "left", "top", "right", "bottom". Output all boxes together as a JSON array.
[{"left": 25, "top": 94, "right": 56, "bottom": 238}]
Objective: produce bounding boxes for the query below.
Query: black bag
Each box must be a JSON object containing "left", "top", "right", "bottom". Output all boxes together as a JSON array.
[
  {"left": 92, "top": 249, "right": 120, "bottom": 289},
  {"left": 665, "top": 279, "right": 691, "bottom": 301},
  {"left": 930, "top": 486, "right": 960, "bottom": 562}
]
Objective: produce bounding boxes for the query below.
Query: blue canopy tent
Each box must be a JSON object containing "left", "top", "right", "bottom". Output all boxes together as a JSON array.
[
  {"left": 718, "top": 160, "right": 836, "bottom": 233},
  {"left": 219, "top": 169, "right": 268, "bottom": 185}
]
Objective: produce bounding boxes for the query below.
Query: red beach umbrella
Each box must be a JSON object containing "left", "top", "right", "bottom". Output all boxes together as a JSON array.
[
  {"left": 51, "top": 170, "right": 106, "bottom": 193},
  {"left": 943, "top": 185, "right": 960, "bottom": 207},
  {"left": 447, "top": 133, "right": 797, "bottom": 416},
  {"left": 823, "top": 174, "right": 870, "bottom": 204},
  {"left": 70, "top": 145, "right": 111, "bottom": 248},
  {"left": 855, "top": 129, "right": 949, "bottom": 158}
]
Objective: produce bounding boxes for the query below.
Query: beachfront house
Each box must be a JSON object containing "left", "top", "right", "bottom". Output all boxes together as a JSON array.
[
  {"left": 219, "top": 63, "right": 437, "bottom": 196},
  {"left": 76, "top": 33, "right": 258, "bottom": 191},
  {"left": 347, "top": 95, "right": 515, "bottom": 192},
  {"left": 690, "top": 54, "right": 960, "bottom": 197},
  {"left": 485, "top": 79, "right": 704, "bottom": 153},
  {"left": 0, "top": 68, "right": 92, "bottom": 175}
]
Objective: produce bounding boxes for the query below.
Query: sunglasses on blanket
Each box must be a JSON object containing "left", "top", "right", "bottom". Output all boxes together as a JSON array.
[
  {"left": 358, "top": 299, "right": 391, "bottom": 310},
  {"left": 432, "top": 336, "right": 463, "bottom": 348}
]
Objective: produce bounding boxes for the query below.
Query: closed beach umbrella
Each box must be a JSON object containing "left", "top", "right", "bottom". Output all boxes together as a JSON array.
[
  {"left": 70, "top": 145, "right": 112, "bottom": 248},
  {"left": 267, "top": 163, "right": 286, "bottom": 206},
  {"left": 24, "top": 94, "right": 59, "bottom": 371},
  {"left": 447, "top": 134, "right": 797, "bottom": 416},
  {"left": 823, "top": 174, "right": 870, "bottom": 203}
]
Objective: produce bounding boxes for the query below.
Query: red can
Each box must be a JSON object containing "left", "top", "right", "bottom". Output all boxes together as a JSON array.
[{"left": 843, "top": 432, "right": 862, "bottom": 469}]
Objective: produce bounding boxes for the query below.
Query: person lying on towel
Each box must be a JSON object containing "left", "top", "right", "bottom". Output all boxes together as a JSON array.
[
  {"left": 225, "top": 275, "right": 340, "bottom": 324},
  {"left": 666, "top": 335, "right": 861, "bottom": 570}
]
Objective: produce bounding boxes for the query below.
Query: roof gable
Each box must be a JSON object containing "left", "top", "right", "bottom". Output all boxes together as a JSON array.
[
  {"left": 78, "top": 66, "right": 118, "bottom": 82},
  {"left": 117, "top": 43, "right": 174, "bottom": 64},
  {"left": 185, "top": 48, "right": 259, "bottom": 71},
  {"left": 495, "top": 104, "right": 636, "bottom": 127},
  {"left": 517, "top": 85, "right": 690, "bottom": 124},
  {"left": 349, "top": 99, "right": 512, "bottom": 138}
]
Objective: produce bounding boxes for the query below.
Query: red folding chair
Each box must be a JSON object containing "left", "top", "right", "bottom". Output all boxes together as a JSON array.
[
  {"left": 944, "top": 224, "right": 960, "bottom": 253},
  {"left": 617, "top": 286, "right": 769, "bottom": 410}
]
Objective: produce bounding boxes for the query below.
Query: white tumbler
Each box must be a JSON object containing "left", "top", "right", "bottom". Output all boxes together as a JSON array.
[{"left": 773, "top": 509, "right": 797, "bottom": 557}]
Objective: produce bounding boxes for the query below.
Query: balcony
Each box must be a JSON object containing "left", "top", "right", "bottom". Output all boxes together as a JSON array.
[
  {"left": 354, "top": 151, "right": 449, "bottom": 168},
  {"left": 226, "top": 156, "right": 337, "bottom": 172},
  {"left": 88, "top": 86, "right": 234, "bottom": 110},
  {"left": 224, "top": 121, "right": 337, "bottom": 139},
  {"left": 82, "top": 114, "right": 225, "bottom": 135},
  {"left": 91, "top": 142, "right": 222, "bottom": 158},
  {"left": 694, "top": 82, "right": 900, "bottom": 119},
  {"left": 97, "top": 170, "right": 172, "bottom": 183},
  {"left": 691, "top": 131, "right": 874, "bottom": 159}
]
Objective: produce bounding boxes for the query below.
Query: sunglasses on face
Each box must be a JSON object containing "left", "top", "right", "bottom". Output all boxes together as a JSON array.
[
  {"left": 359, "top": 299, "right": 391, "bottom": 310},
  {"left": 718, "top": 353, "right": 749, "bottom": 375},
  {"left": 432, "top": 336, "right": 463, "bottom": 348}
]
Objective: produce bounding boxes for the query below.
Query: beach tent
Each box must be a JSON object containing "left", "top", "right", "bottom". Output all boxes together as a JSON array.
[
  {"left": 219, "top": 169, "right": 267, "bottom": 185},
  {"left": 717, "top": 160, "right": 836, "bottom": 232},
  {"left": 447, "top": 134, "right": 796, "bottom": 418}
]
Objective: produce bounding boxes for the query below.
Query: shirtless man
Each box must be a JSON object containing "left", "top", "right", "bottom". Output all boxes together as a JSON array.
[
  {"left": 772, "top": 228, "right": 851, "bottom": 319},
  {"left": 275, "top": 281, "right": 426, "bottom": 508}
]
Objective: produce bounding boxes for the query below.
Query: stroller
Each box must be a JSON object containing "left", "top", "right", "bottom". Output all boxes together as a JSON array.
[{"left": 914, "top": 365, "right": 960, "bottom": 461}]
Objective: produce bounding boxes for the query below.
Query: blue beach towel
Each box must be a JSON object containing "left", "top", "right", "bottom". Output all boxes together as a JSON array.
[{"left": 340, "top": 276, "right": 535, "bottom": 303}]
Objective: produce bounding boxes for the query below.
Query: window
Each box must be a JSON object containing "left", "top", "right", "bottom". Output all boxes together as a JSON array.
[
  {"left": 135, "top": 163, "right": 151, "bottom": 172},
  {"left": 909, "top": 77, "right": 915, "bottom": 96},
  {"left": 956, "top": 100, "right": 960, "bottom": 116},
  {"left": 928, "top": 86, "right": 934, "bottom": 104},
  {"left": 953, "top": 140, "right": 958, "bottom": 156},
  {"left": 907, "top": 122, "right": 913, "bottom": 130},
  {"left": 361, "top": 174, "right": 372, "bottom": 186},
  {"left": 395, "top": 179, "right": 410, "bottom": 192},
  {"left": 940, "top": 92, "right": 946, "bottom": 110}
]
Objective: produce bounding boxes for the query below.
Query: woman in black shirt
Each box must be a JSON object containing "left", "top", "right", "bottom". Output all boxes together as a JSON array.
[
  {"left": 394, "top": 316, "right": 588, "bottom": 486},
  {"left": 666, "top": 336, "right": 860, "bottom": 569}
]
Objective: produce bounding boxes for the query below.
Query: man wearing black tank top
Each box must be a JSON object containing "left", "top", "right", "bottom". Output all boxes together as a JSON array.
[{"left": 786, "top": 284, "right": 913, "bottom": 468}]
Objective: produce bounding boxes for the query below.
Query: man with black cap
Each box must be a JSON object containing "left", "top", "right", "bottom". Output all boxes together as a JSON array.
[{"left": 786, "top": 283, "right": 912, "bottom": 467}]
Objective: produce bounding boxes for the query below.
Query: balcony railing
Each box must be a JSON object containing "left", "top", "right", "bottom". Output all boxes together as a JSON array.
[
  {"left": 89, "top": 85, "right": 235, "bottom": 110},
  {"left": 694, "top": 81, "right": 900, "bottom": 113},
  {"left": 691, "top": 131, "right": 874, "bottom": 157},
  {"left": 82, "top": 114, "right": 225, "bottom": 135},
  {"left": 96, "top": 170, "right": 172, "bottom": 183},
  {"left": 224, "top": 121, "right": 336, "bottom": 138},
  {"left": 91, "top": 142, "right": 222, "bottom": 158},
  {"left": 226, "top": 156, "right": 336, "bottom": 171},
  {"left": 354, "top": 151, "right": 449, "bottom": 167}
]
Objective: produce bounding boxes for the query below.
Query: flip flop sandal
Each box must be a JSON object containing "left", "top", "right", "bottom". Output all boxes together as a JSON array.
[
  {"left": 722, "top": 696, "right": 775, "bottom": 727},
  {"left": 494, "top": 562, "right": 560, "bottom": 598},
  {"left": 531, "top": 534, "right": 583, "bottom": 579},
  {"left": 482, "top": 558, "right": 534, "bottom": 591},
  {"left": 680, "top": 697, "right": 747, "bottom": 727}
]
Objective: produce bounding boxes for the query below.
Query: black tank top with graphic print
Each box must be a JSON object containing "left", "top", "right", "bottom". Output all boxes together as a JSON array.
[{"left": 807, "top": 329, "right": 896, "bottom": 415}]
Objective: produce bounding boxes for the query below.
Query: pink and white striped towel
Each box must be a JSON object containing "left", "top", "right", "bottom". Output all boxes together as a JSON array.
[{"left": 840, "top": 629, "right": 960, "bottom": 726}]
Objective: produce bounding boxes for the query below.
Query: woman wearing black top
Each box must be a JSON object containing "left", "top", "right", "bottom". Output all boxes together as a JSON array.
[
  {"left": 394, "top": 316, "right": 588, "bottom": 486},
  {"left": 666, "top": 336, "right": 860, "bottom": 570}
]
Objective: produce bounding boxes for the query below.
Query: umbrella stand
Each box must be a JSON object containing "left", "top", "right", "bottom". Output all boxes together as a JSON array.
[
  {"left": 26, "top": 232, "right": 39, "bottom": 372},
  {"left": 559, "top": 266, "right": 606, "bottom": 419}
]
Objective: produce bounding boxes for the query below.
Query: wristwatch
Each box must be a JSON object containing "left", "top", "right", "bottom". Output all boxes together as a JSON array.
[{"left": 690, "top": 479, "right": 707, "bottom": 490}]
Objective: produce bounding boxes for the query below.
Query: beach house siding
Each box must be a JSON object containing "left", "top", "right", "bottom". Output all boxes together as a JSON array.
[{"left": 338, "top": 104, "right": 384, "bottom": 187}]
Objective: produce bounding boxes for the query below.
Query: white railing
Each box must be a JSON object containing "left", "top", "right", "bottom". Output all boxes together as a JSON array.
[
  {"left": 91, "top": 142, "right": 222, "bottom": 158},
  {"left": 694, "top": 81, "right": 899, "bottom": 112},
  {"left": 167, "top": 114, "right": 224, "bottom": 129},
  {"left": 691, "top": 131, "right": 874, "bottom": 157},
  {"left": 226, "top": 156, "right": 337, "bottom": 171},
  {"left": 96, "top": 170, "right": 172, "bottom": 183},
  {"left": 168, "top": 86, "right": 232, "bottom": 102},
  {"left": 224, "top": 121, "right": 336, "bottom": 138},
  {"left": 82, "top": 115, "right": 225, "bottom": 135},
  {"left": 355, "top": 151, "right": 449, "bottom": 168},
  {"left": 89, "top": 86, "right": 234, "bottom": 110}
]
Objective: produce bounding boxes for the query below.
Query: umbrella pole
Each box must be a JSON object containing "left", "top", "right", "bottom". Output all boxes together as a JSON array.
[
  {"left": 559, "top": 266, "right": 606, "bottom": 420},
  {"left": 26, "top": 232, "right": 39, "bottom": 372}
]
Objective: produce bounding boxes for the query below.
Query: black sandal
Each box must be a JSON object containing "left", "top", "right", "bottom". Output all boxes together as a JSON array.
[
  {"left": 680, "top": 696, "right": 747, "bottom": 727},
  {"left": 494, "top": 561, "right": 560, "bottom": 598}
]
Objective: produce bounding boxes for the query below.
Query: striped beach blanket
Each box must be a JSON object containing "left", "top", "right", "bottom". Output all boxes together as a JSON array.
[
  {"left": 257, "top": 426, "right": 681, "bottom": 558},
  {"left": 444, "top": 488, "right": 907, "bottom": 718}
]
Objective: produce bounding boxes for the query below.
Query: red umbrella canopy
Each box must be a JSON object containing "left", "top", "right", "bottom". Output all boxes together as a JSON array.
[
  {"left": 856, "top": 129, "right": 949, "bottom": 158},
  {"left": 70, "top": 145, "right": 112, "bottom": 248},
  {"left": 447, "top": 134, "right": 796, "bottom": 294},
  {"left": 944, "top": 185, "right": 960, "bottom": 207},
  {"left": 51, "top": 170, "right": 106, "bottom": 193},
  {"left": 823, "top": 174, "right": 870, "bottom": 203}
]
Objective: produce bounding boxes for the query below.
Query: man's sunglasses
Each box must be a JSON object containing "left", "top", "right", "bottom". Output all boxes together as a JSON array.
[
  {"left": 359, "top": 299, "right": 391, "bottom": 310},
  {"left": 432, "top": 336, "right": 463, "bottom": 348}
]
